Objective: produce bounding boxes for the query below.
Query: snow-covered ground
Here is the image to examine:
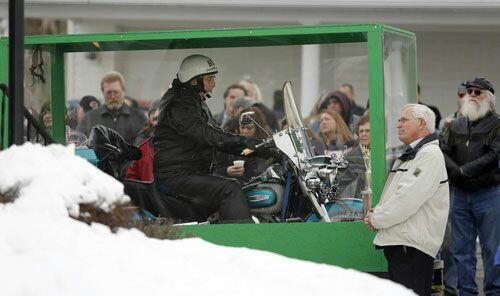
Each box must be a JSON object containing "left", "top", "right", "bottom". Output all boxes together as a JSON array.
[{"left": 0, "top": 143, "right": 415, "bottom": 296}]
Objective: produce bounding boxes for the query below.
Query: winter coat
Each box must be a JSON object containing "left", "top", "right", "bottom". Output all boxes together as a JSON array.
[
  {"left": 371, "top": 137, "right": 449, "bottom": 258},
  {"left": 76, "top": 104, "right": 147, "bottom": 143},
  {"left": 153, "top": 79, "right": 247, "bottom": 175},
  {"left": 440, "top": 112, "right": 499, "bottom": 189},
  {"left": 214, "top": 152, "right": 270, "bottom": 183},
  {"left": 125, "top": 137, "right": 155, "bottom": 182}
]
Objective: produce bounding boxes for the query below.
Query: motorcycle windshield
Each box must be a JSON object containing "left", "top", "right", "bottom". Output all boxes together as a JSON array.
[
  {"left": 283, "top": 81, "right": 303, "bottom": 129},
  {"left": 273, "top": 82, "right": 313, "bottom": 168}
]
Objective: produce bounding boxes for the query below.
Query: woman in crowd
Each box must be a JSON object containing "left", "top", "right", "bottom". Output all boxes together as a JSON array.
[
  {"left": 215, "top": 107, "right": 272, "bottom": 183},
  {"left": 39, "top": 101, "right": 87, "bottom": 146},
  {"left": 311, "top": 109, "right": 356, "bottom": 156}
]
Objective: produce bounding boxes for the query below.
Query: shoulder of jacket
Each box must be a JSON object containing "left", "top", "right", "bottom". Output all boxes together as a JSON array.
[{"left": 449, "top": 116, "right": 468, "bottom": 133}]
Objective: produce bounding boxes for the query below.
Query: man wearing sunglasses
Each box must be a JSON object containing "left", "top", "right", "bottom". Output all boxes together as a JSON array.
[{"left": 440, "top": 77, "right": 500, "bottom": 296}]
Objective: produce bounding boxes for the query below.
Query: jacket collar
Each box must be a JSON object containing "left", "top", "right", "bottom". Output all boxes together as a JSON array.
[
  {"left": 452, "top": 111, "right": 499, "bottom": 134},
  {"left": 399, "top": 133, "right": 438, "bottom": 162},
  {"left": 99, "top": 103, "right": 131, "bottom": 116}
]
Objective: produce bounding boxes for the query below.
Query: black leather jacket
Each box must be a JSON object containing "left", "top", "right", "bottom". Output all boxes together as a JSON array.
[
  {"left": 440, "top": 112, "right": 499, "bottom": 189},
  {"left": 153, "top": 79, "right": 247, "bottom": 175}
]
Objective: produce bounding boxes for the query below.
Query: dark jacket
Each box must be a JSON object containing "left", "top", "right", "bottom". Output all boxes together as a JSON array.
[
  {"left": 352, "top": 102, "right": 366, "bottom": 117},
  {"left": 214, "top": 152, "right": 269, "bottom": 183},
  {"left": 153, "top": 79, "right": 247, "bottom": 175},
  {"left": 311, "top": 137, "right": 357, "bottom": 156},
  {"left": 440, "top": 112, "right": 499, "bottom": 189},
  {"left": 76, "top": 104, "right": 147, "bottom": 143}
]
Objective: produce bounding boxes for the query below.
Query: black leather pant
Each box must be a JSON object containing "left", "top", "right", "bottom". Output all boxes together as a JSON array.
[{"left": 156, "top": 170, "right": 252, "bottom": 223}]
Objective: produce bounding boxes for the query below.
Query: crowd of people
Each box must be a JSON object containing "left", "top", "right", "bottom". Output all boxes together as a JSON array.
[{"left": 32, "top": 54, "right": 498, "bottom": 296}]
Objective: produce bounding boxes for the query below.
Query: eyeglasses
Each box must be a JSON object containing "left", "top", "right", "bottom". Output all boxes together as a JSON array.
[{"left": 466, "top": 88, "right": 483, "bottom": 96}]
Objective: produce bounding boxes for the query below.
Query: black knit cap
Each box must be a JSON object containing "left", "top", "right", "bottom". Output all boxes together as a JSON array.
[
  {"left": 79, "top": 95, "right": 100, "bottom": 112},
  {"left": 465, "top": 77, "right": 495, "bottom": 94}
]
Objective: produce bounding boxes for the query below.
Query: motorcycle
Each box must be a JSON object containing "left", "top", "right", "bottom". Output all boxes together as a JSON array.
[
  {"left": 76, "top": 82, "right": 366, "bottom": 223},
  {"left": 241, "top": 82, "right": 365, "bottom": 223}
]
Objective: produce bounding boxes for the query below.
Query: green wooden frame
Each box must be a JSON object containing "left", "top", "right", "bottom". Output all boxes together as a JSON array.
[{"left": 0, "top": 24, "right": 417, "bottom": 271}]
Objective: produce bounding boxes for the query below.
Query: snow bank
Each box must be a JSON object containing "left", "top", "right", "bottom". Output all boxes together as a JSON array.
[{"left": 0, "top": 143, "right": 415, "bottom": 296}]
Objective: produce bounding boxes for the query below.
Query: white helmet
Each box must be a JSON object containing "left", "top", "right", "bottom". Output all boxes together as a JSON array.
[{"left": 177, "top": 54, "right": 218, "bottom": 83}]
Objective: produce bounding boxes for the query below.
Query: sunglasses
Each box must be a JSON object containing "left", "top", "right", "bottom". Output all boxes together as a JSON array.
[{"left": 466, "top": 88, "right": 483, "bottom": 96}]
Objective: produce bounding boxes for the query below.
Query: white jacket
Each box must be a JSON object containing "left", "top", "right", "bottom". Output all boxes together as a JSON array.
[{"left": 371, "top": 139, "right": 449, "bottom": 258}]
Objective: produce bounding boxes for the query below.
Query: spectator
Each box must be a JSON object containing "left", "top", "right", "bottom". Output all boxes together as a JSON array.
[
  {"left": 418, "top": 83, "right": 442, "bottom": 131},
  {"left": 221, "top": 115, "right": 240, "bottom": 134},
  {"left": 215, "top": 108, "right": 271, "bottom": 183},
  {"left": 76, "top": 71, "right": 147, "bottom": 143},
  {"left": 338, "top": 114, "right": 370, "bottom": 199},
  {"left": 364, "top": 104, "right": 449, "bottom": 296},
  {"left": 339, "top": 83, "right": 365, "bottom": 117},
  {"left": 319, "top": 90, "right": 360, "bottom": 133},
  {"left": 232, "top": 96, "right": 256, "bottom": 117},
  {"left": 239, "top": 78, "right": 280, "bottom": 131},
  {"left": 124, "top": 100, "right": 160, "bottom": 182},
  {"left": 75, "top": 96, "right": 100, "bottom": 127},
  {"left": 124, "top": 96, "right": 139, "bottom": 109},
  {"left": 311, "top": 109, "right": 356, "bottom": 156},
  {"left": 38, "top": 101, "right": 87, "bottom": 146},
  {"left": 441, "top": 82, "right": 467, "bottom": 131},
  {"left": 440, "top": 77, "right": 499, "bottom": 296},
  {"left": 214, "top": 84, "right": 246, "bottom": 126},
  {"left": 438, "top": 81, "right": 468, "bottom": 296},
  {"left": 240, "top": 77, "right": 262, "bottom": 102}
]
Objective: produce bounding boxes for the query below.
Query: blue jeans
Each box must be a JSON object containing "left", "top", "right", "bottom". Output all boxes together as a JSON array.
[
  {"left": 442, "top": 189, "right": 458, "bottom": 295},
  {"left": 451, "top": 186, "right": 500, "bottom": 296}
]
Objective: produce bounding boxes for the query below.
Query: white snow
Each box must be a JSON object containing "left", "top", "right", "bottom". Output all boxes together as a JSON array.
[{"left": 0, "top": 143, "right": 416, "bottom": 296}]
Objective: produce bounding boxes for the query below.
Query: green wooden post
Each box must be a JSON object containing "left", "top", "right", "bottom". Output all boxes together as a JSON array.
[
  {"left": 50, "top": 46, "right": 66, "bottom": 144},
  {"left": 367, "top": 26, "right": 387, "bottom": 203},
  {"left": 0, "top": 37, "right": 9, "bottom": 149}
]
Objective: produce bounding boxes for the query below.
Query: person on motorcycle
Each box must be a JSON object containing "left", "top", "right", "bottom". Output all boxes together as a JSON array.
[
  {"left": 215, "top": 107, "right": 272, "bottom": 183},
  {"left": 153, "top": 54, "right": 262, "bottom": 223}
]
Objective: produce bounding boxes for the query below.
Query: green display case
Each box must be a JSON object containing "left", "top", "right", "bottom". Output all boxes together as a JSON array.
[{"left": 0, "top": 24, "right": 417, "bottom": 271}]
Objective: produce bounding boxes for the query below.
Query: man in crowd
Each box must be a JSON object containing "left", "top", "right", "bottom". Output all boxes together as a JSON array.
[
  {"left": 76, "top": 71, "right": 147, "bottom": 142},
  {"left": 319, "top": 90, "right": 360, "bottom": 133},
  {"left": 214, "top": 84, "right": 246, "bottom": 127},
  {"left": 440, "top": 77, "right": 499, "bottom": 296},
  {"left": 339, "top": 83, "right": 365, "bottom": 117},
  {"left": 364, "top": 104, "right": 449, "bottom": 296},
  {"left": 154, "top": 54, "right": 263, "bottom": 223},
  {"left": 239, "top": 78, "right": 280, "bottom": 131}
]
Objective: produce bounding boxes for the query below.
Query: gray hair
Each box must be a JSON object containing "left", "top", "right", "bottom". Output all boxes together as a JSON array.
[
  {"left": 403, "top": 104, "right": 436, "bottom": 133},
  {"left": 485, "top": 90, "right": 497, "bottom": 112}
]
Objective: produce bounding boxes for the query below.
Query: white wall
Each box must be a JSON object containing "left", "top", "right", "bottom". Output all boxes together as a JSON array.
[
  {"left": 65, "top": 20, "right": 116, "bottom": 103},
  {"left": 416, "top": 31, "right": 500, "bottom": 117}
]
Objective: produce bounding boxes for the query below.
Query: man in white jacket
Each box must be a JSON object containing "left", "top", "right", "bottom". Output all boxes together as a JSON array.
[{"left": 364, "top": 104, "right": 450, "bottom": 296}]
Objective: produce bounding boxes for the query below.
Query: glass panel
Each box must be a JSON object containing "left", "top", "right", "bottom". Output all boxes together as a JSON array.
[
  {"left": 24, "top": 48, "right": 52, "bottom": 144},
  {"left": 382, "top": 29, "right": 418, "bottom": 168},
  {"left": 64, "top": 40, "right": 371, "bottom": 223}
]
